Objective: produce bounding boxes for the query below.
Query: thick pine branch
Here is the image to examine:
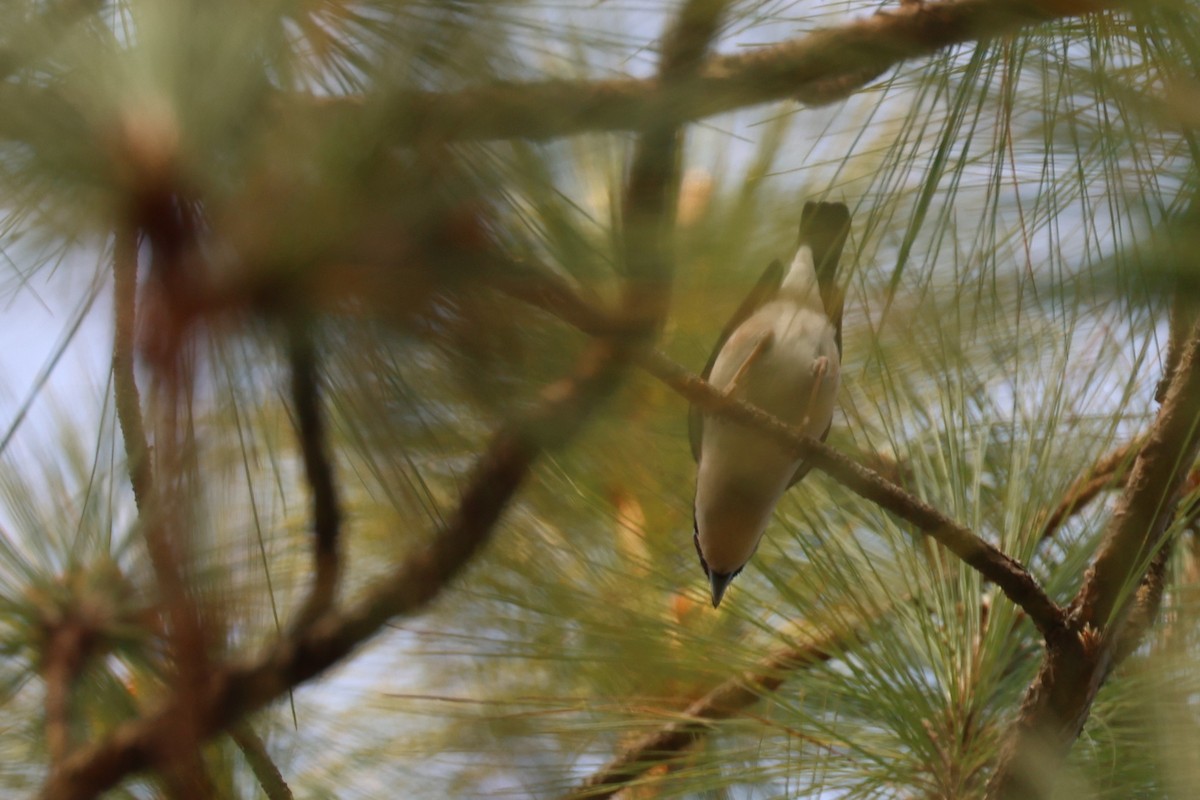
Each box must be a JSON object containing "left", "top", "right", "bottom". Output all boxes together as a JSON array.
[
  {"left": 307, "top": 0, "right": 1125, "bottom": 144},
  {"left": 988, "top": 318, "right": 1200, "bottom": 799}
]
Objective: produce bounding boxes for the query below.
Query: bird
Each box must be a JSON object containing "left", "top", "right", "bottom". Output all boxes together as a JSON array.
[{"left": 689, "top": 201, "right": 850, "bottom": 607}]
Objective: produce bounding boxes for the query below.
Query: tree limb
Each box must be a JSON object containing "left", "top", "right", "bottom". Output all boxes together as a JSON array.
[
  {"left": 109, "top": 225, "right": 215, "bottom": 799},
  {"left": 987, "top": 317, "right": 1200, "bottom": 800},
  {"left": 285, "top": 321, "right": 343, "bottom": 631},
  {"left": 307, "top": 0, "right": 1124, "bottom": 145},
  {"left": 230, "top": 724, "right": 294, "bottom": 800},
  {"left": 1039, "top": 438, "right": 1141, "bottom": 541},
  {"left": 562, "top": 616, "right": 872, "bottom": 800}
]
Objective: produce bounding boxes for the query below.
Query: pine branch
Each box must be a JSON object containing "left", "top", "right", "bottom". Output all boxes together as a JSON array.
[
  {"left": 304, "top": 0, "right": 1124, "bottom": 145},
  {"left": 562, "top": 616, "right": 873, "bottom": 800},
  {"left": 230, "top": 724, "right": 294, "bottom": 800},
  {"left": 1039, "top": 438, "right": 1141, "bottom": 541},
  {"left": 987, "top": 317, "right": 1200, "bottom": 800},
  {"left": 108, "top": 224, "right": 215, "bottom": 799},
  {"left": 285, "top": 321, "right": 342, "bottom": 631}
]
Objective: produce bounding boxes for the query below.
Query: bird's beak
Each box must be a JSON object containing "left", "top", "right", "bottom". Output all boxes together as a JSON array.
[{"left": 709, "top": 571, "right": 736, "bottom": 608}]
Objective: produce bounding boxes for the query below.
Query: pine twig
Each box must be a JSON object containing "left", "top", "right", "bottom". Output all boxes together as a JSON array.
[
  {"left": 230, "top": 724, "right": 294, "bottom": 800},
  {"left": 285, "top": 322, "right": 342, "bottom": 631},
  {"left": 1039, "top": 438, "right": 1141, "bottom": 541},
  {"left": 563, "top": 615, "right": 876, "bottom": 800}
]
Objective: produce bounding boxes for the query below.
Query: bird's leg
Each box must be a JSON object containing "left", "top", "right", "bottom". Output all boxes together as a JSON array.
[
  {"left": 801, "top": 356, "right": 830, "bottom": 426},
  {"left": 723, "top": 331, "right": 774, "bottom": 398}
]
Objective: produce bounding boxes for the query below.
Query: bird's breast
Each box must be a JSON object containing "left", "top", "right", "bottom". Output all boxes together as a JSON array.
[
  {"left": 707, "top": 301, "right": 839, "bottom": 429},
  {"left": 693, "top": 301, "right": 840, "bottom": 575}
]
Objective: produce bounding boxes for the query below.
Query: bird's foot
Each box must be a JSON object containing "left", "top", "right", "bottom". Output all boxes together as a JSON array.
[{"left": 803, "top": 356, "right": 831, "bottom": 418}]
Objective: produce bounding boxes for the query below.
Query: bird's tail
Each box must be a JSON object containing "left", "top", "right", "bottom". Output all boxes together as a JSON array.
[
  {"left": 798, "top": 201, "right": 850, "bottom": 282},
  {"left": 799, "top": 201, "right": 850, "bottom": 339}
]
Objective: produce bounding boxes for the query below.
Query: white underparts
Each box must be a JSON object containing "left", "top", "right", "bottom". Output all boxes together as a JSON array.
[{"left": 693, "top": 247, "right": 840, "bottom": 576}]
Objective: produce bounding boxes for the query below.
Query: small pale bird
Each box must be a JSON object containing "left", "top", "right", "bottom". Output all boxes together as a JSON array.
[{"left": 689, "top": 201, "right": 850, "bottom": 607}]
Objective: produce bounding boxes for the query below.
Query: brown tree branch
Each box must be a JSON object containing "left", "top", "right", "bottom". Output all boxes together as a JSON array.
[
  {"left": 230, "top": 724, "right": 294, "bottom": 800},
  {"left": 1039, "top": 438, "right": 1141, "bottom": 541},
  {"left": 303, "top": 0, "right": 1125, "bottom": 145},
  {"left": 0, "top": 0, "right": 1123, "bottom": 153},
  {"left": 285, "top": 322, "right": 343, "bottom": 631},
  {"left": 987, "top": 318, "right": 1200, "bottom": 800},
  {"left": 109, "top": 225, "right": 215, "bottom": 800},
  {"left": 42, "top": 622, "right": 88, "bottom": 767}
]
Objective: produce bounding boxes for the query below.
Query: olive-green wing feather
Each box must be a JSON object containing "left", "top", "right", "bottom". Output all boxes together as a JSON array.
[{"left": 688, "top": 258, "right": 784, "bottom": 463}]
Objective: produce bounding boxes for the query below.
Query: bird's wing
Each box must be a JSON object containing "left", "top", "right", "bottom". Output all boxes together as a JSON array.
[
  {"left": 688, "top": 258, "right": 784, "bottom": 463},
  {"left": 799, "top": 201, "right": 850, "bottom": 357}
]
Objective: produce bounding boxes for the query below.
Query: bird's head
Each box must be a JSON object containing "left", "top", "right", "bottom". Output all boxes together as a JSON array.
[{"left": 693, "top": 520, "right": 743, "bottom": 608}]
